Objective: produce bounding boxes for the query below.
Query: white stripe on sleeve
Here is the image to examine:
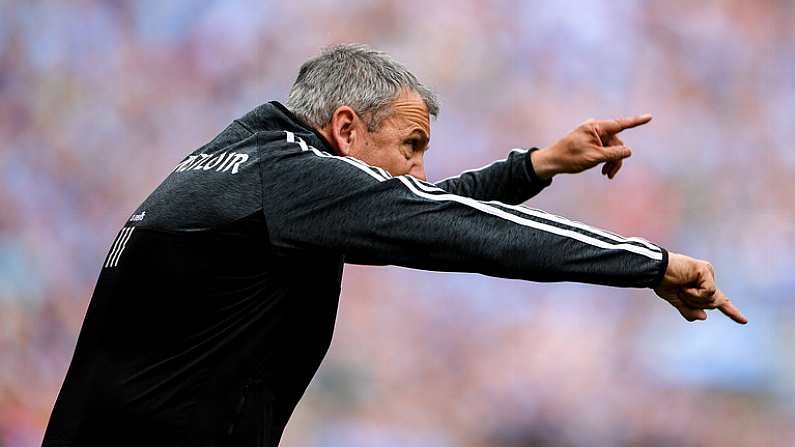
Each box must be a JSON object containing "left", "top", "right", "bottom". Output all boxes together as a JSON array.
[
  {"left": 406, "top": 176, "right": 660, "bottom": 252},
  {"left": 399, "top": 176, "right": 662, "bottom": 260}
]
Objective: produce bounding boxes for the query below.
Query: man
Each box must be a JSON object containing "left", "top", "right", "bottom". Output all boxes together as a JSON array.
[{"left": 43, "top": 43, "right": 746, "bottom": 446}]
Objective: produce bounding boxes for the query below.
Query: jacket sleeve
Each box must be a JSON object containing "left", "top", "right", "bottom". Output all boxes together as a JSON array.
[
  {"left": 260, "top": 132, "right": 668, "bottom": 288},
  {"left": 434, "top": 148, "right": 552, "bottom": 205}
]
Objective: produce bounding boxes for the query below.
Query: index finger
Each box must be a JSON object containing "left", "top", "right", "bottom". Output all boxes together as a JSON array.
[
  {"left": 714, "top": 289, "right": 748, "bottom": 325},
  {"left": 596, "top": 114, "right": 653, "bottom": 135}
]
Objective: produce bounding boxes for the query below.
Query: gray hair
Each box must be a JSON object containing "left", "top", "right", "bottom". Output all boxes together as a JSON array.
[{"left": 286, "top": 43, "right": 439, "bottom": 131}]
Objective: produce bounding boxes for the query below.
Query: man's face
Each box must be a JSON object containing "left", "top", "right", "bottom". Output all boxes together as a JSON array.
[{"left": 352, "top": 90, "right": 431, "bottom": 181}]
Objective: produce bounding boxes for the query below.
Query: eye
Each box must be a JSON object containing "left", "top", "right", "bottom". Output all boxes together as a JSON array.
[
  {"left": 400, "top": 140, "right": 414, "bottom": 158},
  {"left": 404, "top": 138, "right": 420, "bottom": 151}
]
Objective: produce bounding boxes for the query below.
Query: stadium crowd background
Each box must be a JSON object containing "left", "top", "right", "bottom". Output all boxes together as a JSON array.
[{"left": 1, "top": 1, "right": 794, "bottom": 446}]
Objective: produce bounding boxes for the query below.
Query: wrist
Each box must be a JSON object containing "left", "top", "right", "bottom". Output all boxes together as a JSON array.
[
  {"left": 652, "top": 248, "right": 670, "bottom": 289},
  {"left": 530, "top": 147, "right": 558, "bottom": 180}
]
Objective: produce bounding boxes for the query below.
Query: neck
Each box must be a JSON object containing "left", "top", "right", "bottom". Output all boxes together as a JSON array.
[{"left": 272, "top": 102, "right": 340, "bottom": 155}]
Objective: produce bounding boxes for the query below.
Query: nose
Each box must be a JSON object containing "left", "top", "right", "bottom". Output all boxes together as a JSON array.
[{"left": 410, "top": 162, "right": 427, "bottom": 182}]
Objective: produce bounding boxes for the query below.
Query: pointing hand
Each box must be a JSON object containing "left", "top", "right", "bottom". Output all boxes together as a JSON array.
[
  {"left": 530, "top": 114, "right": 652, "bottom": 180},
  {"left": 654, "top": 252, "right": 748, "bottom": 324}
]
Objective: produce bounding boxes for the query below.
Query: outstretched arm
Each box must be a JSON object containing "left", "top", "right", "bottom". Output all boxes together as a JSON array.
[
  {"left": 263, "top": 131, "right": 663, "bottom": 287},
  {"left": 435, "top": 148, "right": 552, "bottom": 205}
]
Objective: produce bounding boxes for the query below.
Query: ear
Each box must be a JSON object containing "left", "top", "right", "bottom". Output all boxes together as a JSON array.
[{"left": 326, "top": 106, "right": 363, "bottom": 157}]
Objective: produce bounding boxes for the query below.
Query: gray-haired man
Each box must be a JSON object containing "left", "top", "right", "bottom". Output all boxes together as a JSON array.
[{"left": 43, "top": 43, "right": 745, "bottom": 447}]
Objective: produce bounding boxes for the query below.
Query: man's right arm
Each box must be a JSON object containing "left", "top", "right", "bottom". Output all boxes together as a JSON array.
[{"left": 260, "top": 131, "right": 667, "bottom": 288}]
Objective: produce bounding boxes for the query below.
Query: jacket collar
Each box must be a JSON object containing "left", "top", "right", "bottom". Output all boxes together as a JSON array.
[{"left": 237, "top": 101, "right": 339, "bottom": 155}]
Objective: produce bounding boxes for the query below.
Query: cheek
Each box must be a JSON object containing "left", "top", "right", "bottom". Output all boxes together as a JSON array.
[
  {"left": 364, "top": 135, "right": 412, "bottom": 176},
  {"left": 377, "top": 149, "right": 409, "bottom": 176},
  {"left": 372, "top": 142, "right": 409, "bottom": 173},
  {"left": 395, "top": 148, "right": 417, "bottom": 173}
]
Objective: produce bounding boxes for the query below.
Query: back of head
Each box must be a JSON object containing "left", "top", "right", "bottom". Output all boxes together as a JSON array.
[{"left": 286, "top": 43, "right": 439, "bottom": 131}]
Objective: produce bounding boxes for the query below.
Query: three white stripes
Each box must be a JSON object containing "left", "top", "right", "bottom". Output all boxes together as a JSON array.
[
  {"left": 408, "top": 177, "right": 661, "bottom": 254},
  {"left": 283, "top": 131, "right": 662, "bottom": 261},
  {"left": 400, "top": 176, "right": 662, "bottom": 260},
  {"left": 105, "top": 226, "right": 135, "bottom": 268}
]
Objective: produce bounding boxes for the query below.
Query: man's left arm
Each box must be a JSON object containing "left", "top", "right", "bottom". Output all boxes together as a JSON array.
[
  {"left": 436, "top": 114, "right": 653, "bottom": 204},
  {"left": 435, "top": 147, "right": 552, "bottom": 205}
]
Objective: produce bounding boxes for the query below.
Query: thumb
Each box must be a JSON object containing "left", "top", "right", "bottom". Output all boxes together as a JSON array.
[{"left": 601, "top": 145, "right": 632, "bottom": 162}]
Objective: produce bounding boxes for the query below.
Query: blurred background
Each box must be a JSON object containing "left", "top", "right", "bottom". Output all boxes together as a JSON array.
[{"left": 1, "top": 0, "right": 794, "bottom": 445}]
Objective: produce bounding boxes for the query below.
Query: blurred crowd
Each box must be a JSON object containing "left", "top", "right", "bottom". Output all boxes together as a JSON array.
[{"left": 1, "top": 0, "right": 794, "bottom": 446}]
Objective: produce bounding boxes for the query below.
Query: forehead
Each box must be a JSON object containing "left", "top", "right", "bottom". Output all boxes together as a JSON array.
[{"left": 383, "top": 90, "right": 430, "bottom": 135}]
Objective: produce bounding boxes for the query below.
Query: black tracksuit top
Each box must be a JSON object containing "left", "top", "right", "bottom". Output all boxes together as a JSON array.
[{"left": 43, "top": 102, "right": 668, "bottom": 446}]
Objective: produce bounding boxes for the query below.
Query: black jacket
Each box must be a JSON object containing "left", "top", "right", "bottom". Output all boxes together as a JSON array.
[{"left": 43, "top": 102, "right": 667, "bottom": 446}]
